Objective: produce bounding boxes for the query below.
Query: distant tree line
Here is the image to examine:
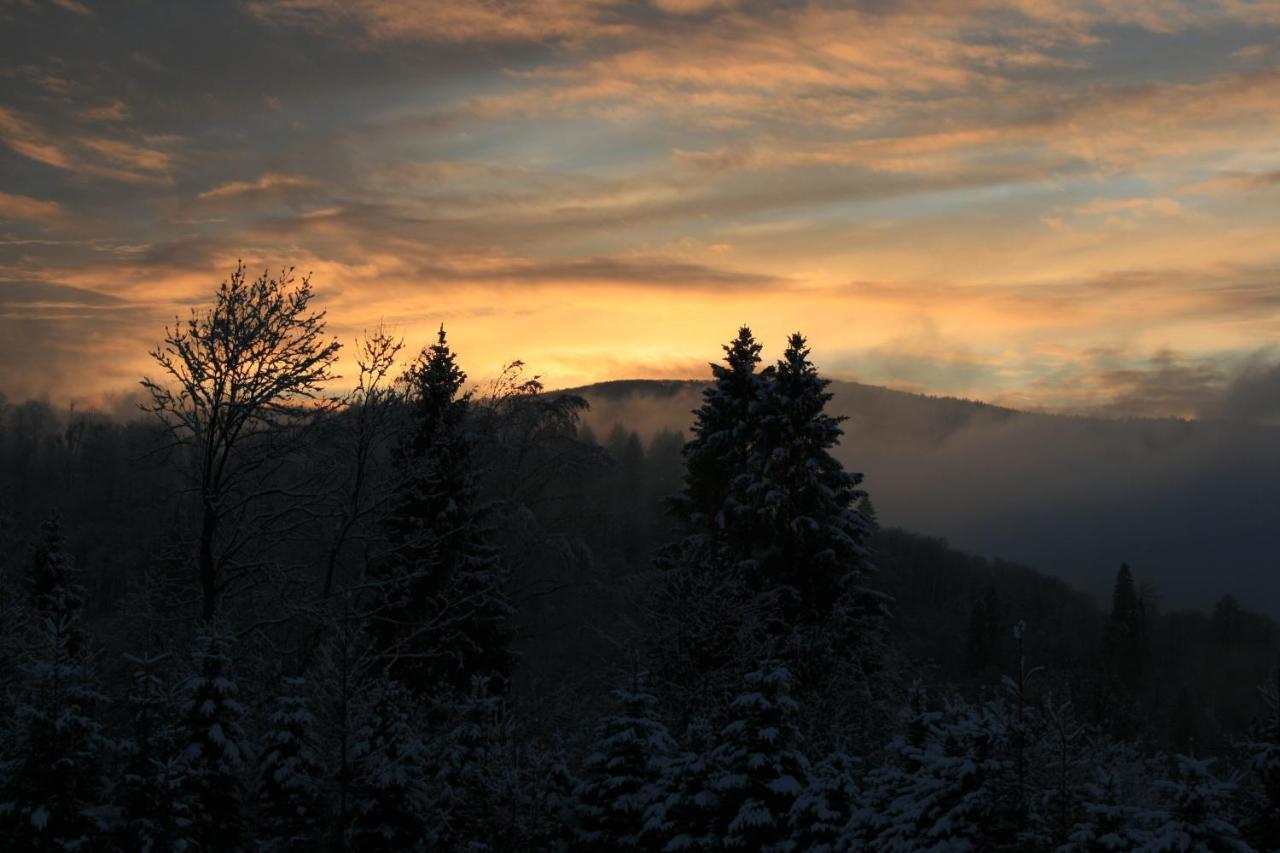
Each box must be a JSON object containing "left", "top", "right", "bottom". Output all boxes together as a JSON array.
[{"left": 0, "top": 264, "right": 1276, "bottom": 850}]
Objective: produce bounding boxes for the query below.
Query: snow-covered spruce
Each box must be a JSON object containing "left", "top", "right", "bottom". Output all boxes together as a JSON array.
[
  {"left": 707, "top": 663, "right": 811, "bottom": 851},
  {"left": 255, "top": 676, "right": 327, "bottom": 852},
  {"left": 574, "top": 676, "right": 677, "bottom": 849},
  {"left": 174, "top": 628, "right": 248, "bottom": 853}
]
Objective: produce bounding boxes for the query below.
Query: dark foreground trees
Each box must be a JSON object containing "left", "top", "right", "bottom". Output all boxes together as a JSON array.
[{"left": 2, "top": 269, "right": 1275, "bottom": 851}]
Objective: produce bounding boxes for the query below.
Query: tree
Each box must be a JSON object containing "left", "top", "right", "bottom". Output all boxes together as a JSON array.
[
  {"left": 707, "top": 664, "right": 811, "bottom": 850},
  {"left": 789, "top": 752, "right": 859, "bottom": 853},
  {"left": 738, "top": 333, "right": 875, "bottom": 619},
  {"left": 0, "top": 615, "right": 107, "bottom": 852},
  {"left": 370, "top": 326, "right": 516, "bottom": 696},
  {"left": 1144, "top": 756, "right": 1251, "bottom": 852},
  {"left": 141, "top": 262, "right": 341, "bottom": 622},
  {"left": 174, "top": 628, "right": 247, "bottom": 852},
  {"left": 850, "top": 695, "right": 1016, "bottom": 852},
  {"left": 573, "top": 676, "right": 676, "bottom": 849},
  {"left": 113, "top": 651, "right": 183, "bottom": 852},
  {"left": 346, "top": 674, "right": 429, "bottom": 852},
  {"left": 1061, "top": 769, "right": 1152, "bottom": 852},
  {"left": 1245, "top": 666, "right": 1280, "bottom": 850},
  {"left": 1104, "top": 564, "right": 1146, "bottom": 688},
  {"left": 256, "top": 677, "right": 326, "bottom": 852},
  {"left": 669, "top": 325, "right": 769, "bottom": 544},
  {"left": 24, "top": 514, "right": 86, "bottom": 655}
]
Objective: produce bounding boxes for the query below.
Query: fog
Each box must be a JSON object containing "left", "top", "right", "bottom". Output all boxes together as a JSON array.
[{"left": 576, "top": 380, "right": 1280, "bottom": 611}]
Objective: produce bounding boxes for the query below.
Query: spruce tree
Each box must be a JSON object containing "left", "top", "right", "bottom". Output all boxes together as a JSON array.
[
  {"left": 0, "top": 615, "right": 107, "bottom": 852},
  {"left": 346, "top": 674, "right": 429, "bottom": 851},
  {"left": 430, "top": 674, "right": 511, "bottom": 849},
  {"left": 1104, "top": 563, "right": 1146, "bottom": 688},
  {"left": 174, "top": 628, "right": 247, "bottom": 853},
  {"left": 114, "top": 651, "right": 182, "bottom": 852},
  {"left": 372, "top": 326, "right": 516, "bottom": 696},
  {"left": 256, "top": 677, "right": 326, "bottom": 852},
  {"left": 850, "top": 697, "right": 1015, "bottom": 851},
  {"left": 573, "top": 676, "right": 676, "bottom": 849},
  {"left": 1245, "top": 667, "right": 1280, "bottom": 850},
  {"left": 644, "top": 720, "right": 717, "bottom": 852},
  {"left": 707, "top": 664, "right": 810, "bottom": 850},
  {"left": 25, "top": 514, "right": 86, "bottom": 655},
  {"left": 1060, "top": 769, "right": 1152, "bottom": 852},
  {"left": 1144, "top": 756, "right": 1251, "bottom": 852},
  {"left": 668, "top": 325, "right": 769, "bottom": 544},
  {"left": 738, "top": 333, "right": 874, "bottom": 617},
  {"left": 788, "top": 752, "right": 859, "bottom": 853}
]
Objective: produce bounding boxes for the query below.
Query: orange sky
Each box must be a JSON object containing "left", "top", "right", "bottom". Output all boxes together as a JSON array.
[{"left": 2, "top": 0, "right": 1279, "bottom": 418}]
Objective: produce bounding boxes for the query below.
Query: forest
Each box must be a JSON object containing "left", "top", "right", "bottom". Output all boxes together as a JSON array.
[{"left": 0, "top": 263, "right": 1278, "bottom": 852}]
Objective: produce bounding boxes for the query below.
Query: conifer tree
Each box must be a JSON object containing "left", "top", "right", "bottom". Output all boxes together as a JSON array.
[
  {"left": 430, "top": 674, "right": 511, "bottom": 849},
  {"left": 850, "top": 696, "right": 1015, "bottom": 851},
  {"left": 1245, "top": 667, "right": 1280, "bottom": 850},
  {"left": 707, "top": 664, "right": 811, "bottom": 850},
  {"left": 256, "top": 677, "right": 326, "bottom": 852},
  {"left": 0, "top": 615, "right": 107, "bottom": 852},
  {"left": 174, "top": 628, "right": 247, "bottom": 853},
  {"left": 346, "top": 674, "right": 429, "bottom": 851},
  {"left": 1104, "top": 564, "right": 1146, "bottom": 688},
  {"left": 372, "top": 326, "right": 516, "bottom": 696},
  {"left": 789, "top": 752, "right": 859, "bottom": 853},
  {"left": 1144, "top": 756, "right": 1251, "bottom": 852},
  {"left": 25, "top": 514, "right": 86, "bottom": 654},
  {"left": 574, "top": 675, "right": 676, "bottom": 849},
  {"left": 644, "top": 720, "right": 717, "bottom": 852},
  {"left": 669, "top": 325, "right": 769, "bottom": 544},
  {"left": 738, "top": 333, "right": 874, "bottom": 617},
  {"left": 114, "top": 651, "right": 182, "bottom": 852},
  {"left": 1060, "top": 769, "right": 1152, "bottom": 852}
]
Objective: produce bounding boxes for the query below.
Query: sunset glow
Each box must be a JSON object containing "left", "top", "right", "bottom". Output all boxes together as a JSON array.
[{"left": 3, "top": 1, "right": 1279, "bottom": 416}]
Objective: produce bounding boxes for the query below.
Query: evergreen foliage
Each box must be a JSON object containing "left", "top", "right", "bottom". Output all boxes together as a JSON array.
[
  {"left": 574, "top": 676, "right": 676, "bottom": 849},
  {"left": 372, "top": 326, "right": 516, "bottom": 696},
  {"left": 255, "top": 676, "right": 326, "bottom": 852},
  {"left": 174, "top": 628, "right": 247, "bottom": 853},
  {"left": 708, "top": 664, "right": 811, "bottom": 850}
]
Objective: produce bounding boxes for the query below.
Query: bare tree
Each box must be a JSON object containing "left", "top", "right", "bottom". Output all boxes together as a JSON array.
[{"left": 140, "top": 262, "right": 341, "bottom": 622}]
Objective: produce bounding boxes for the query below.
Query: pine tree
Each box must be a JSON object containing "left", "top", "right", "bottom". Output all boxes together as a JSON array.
[
  {"left": 346, "top": 674, "right": 429, "bottom": 852},
  {"left": 707, "top": 664, "right": 811, "bottom": 850},
  {"left": 174, "top": 628, "right": 247, "bottom": 853},
  {"left": 1144, "top": 756, "right": 1252, "bottom": 852},
  {"left": 574, "top": 676, "right": 676, "bottom": 849},
  {"left": 371, "top": 326, "right": 516, "bottom": 696},
  {"left": 256, "top": 676, "right": 326, "bottom": 852},
  {"left": 0, "top": 615, "right": 107, "bottom": 852}
]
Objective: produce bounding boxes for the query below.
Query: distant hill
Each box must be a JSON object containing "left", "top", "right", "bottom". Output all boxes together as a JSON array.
[{"left": 564, "top": 379, "right": 1280, "bottom": 612}]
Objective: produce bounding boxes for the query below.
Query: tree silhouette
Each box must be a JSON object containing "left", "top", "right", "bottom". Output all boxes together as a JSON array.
[{"left": 141, "top": 262, "right": 341, "bottom": 622}]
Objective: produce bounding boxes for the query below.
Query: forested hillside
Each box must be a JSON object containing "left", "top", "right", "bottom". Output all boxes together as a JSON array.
[{"left": 0, "top": 269, "right": 1276, "bottom": 850}]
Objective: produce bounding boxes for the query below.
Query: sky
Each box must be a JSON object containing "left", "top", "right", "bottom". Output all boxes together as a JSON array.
[{"left": 2, "top": 0, "right": 1280, "bottom": 418}]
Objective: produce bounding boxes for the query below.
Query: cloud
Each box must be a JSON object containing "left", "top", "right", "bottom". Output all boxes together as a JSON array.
[
  {"left": 0, "top": 107, "right": 178, "bottom": 184},
  {"left": 197, "top": 172, "right": 315, "bottom": 200},
  {"left": 0, "top": 192, "right": 62, "bottom": 222}
]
